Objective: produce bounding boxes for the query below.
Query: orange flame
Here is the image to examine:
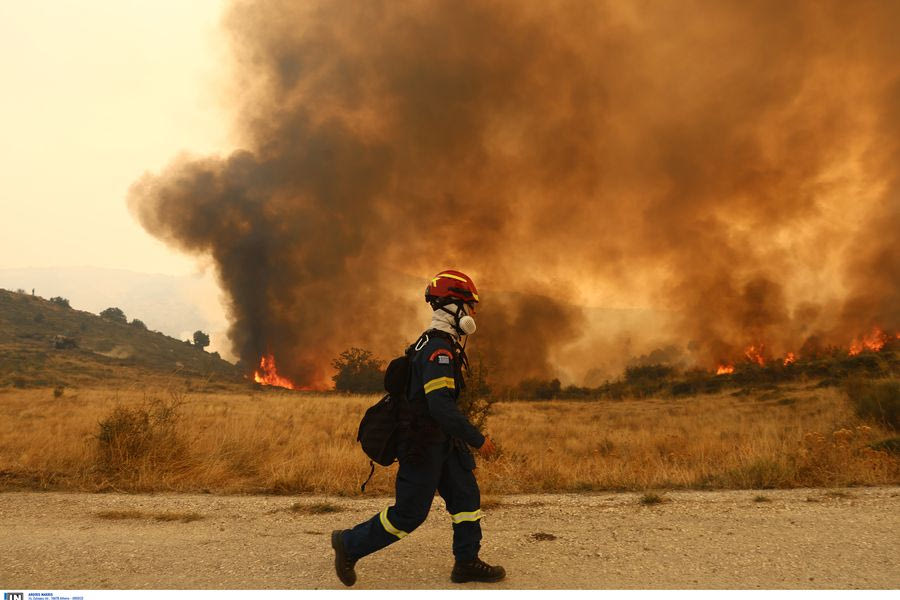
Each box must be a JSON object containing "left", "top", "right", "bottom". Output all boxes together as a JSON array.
[
  {"left": 848, "top": 327, "right": 888, "bottom": 356},
  {"left": 716, "top": 364, "right": 735, "bottom": 375},
  {"left": 783, "top": 352, "right": 796, "bottom": 366},
  {"left": 253, "top": 353, "right": 296, "bottom": 389},
  {"left": 744, "top": 344, "right": 766, "bottom": 367}
]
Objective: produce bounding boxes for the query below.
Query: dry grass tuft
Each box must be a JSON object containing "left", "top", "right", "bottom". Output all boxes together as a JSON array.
[
  {"left": 480, "top": 495, "right": 504, "bottom": 509},
  {"left": 531, "top": 532, "right": 557, "bottom": 541},
  {"left": 95, "top": 510, "right": 203, "bottom": 522},
  {"left": 289, "top": 501, "right": 345, "bottom": 514},
  {"left": 824, "top": 490, "right": 853, "bottom": 499},
  {"left": 639, "top": 492, "right": 667, "bottom": 506},
  {"left": 96, "top": 510, "right": 146, "bottom": 520},
  {"left": 753, "top": 495, "right": 772, "bottom": 503},
  {"left": 153, "top": 512, "right": 204, "bottom": 522},
  {"left": 95, "top": 393, "right": 186, "bottom": 486}
]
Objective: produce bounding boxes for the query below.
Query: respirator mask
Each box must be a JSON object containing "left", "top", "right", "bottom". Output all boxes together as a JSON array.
[
  {"left": 458, "top": 310, "right": 477, "bottom": 335},
  {"left": 439, "top": 302, "right": 477, "bottom": 336}
]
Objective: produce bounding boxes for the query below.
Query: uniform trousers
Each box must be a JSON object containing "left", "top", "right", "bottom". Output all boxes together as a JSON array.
[{"left": 342, "top": 438, "right": 482, "bottom": 561}]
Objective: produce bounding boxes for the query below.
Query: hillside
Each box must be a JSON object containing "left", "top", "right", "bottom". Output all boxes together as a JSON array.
[
  {"left": 0, "top": 288, "right": 243, "bottom": 389},
  {"left": 0, "top": 266, "right": 230, "bottom": 356}
]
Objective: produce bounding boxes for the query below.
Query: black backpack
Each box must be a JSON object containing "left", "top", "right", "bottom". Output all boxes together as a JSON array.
[{"left": 356, "top": 349, "right": 413, "bottom": 490}]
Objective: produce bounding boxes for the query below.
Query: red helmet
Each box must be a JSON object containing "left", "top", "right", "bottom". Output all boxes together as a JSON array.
[{"left": 425, "top": 270, "right": 480, "bottom": 306}]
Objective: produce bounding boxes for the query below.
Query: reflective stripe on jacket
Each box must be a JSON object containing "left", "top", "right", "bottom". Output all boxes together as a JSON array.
[{"left": 407, "top": 331, "right": 485, "bottom": 449}]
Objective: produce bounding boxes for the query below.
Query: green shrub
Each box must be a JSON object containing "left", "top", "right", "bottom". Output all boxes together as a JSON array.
[
  {"left": 100, "top": 307, "right": 127, "bottom": 323},
  {"left": 192, "top": 330, "right": 210, "bottom": 350},
  {"left": 846, "top": 379, "right": 899, "bottom": 430},
  {"left": 331, "top": 348, "right": 384, "bottom": 393},
  {"left": 458, "top": 355, "right": 496, "bottom": 430}
]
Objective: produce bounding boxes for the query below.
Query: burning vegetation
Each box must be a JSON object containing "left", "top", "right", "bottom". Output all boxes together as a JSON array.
[
  {"left": 253, "top": 354, "right": 295, "bottom": 390},
  {"left": 129, "top": 1, "right": 900, "bottom": 389}
]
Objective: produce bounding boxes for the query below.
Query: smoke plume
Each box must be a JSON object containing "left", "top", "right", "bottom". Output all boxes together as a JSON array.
[{"left": 129, "top": 0, "right": 900, "bottom": 388}]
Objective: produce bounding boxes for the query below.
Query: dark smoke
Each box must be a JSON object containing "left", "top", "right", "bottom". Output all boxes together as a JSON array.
[{"left": 129, "top": 0, "right": 900, "bottom": 387}]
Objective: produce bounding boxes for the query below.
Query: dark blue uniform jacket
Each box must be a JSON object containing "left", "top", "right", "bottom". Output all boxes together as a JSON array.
[{"left": 406, "top": 330, "right": 485, "bottom": 451}]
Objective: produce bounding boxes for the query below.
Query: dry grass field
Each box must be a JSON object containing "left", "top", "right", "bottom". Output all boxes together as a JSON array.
[{"left": 1, "top": 381, "right": 897, "bottom": 495}]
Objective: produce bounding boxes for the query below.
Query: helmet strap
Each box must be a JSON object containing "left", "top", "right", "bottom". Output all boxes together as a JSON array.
[{"left": 437, "top": 303, "right": 467, "bottom": 337}]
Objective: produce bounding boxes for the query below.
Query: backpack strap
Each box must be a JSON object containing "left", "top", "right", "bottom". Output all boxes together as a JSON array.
[
  {"left": 360, "top": 460, "right": 376, "bottom": 493},
  {"left": 424, "top": 329, "right": 469, "bottom": 372}
]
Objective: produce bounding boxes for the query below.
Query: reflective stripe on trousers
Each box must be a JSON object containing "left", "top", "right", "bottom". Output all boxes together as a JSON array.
[
  {"left": 379, "top": 507, "right": 408, "bottom": 538},
  {"left": 450, "top": 509, "right": 483, "bottom": 524}
]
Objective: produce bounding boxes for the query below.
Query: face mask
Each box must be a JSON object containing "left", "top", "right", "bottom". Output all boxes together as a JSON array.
[
  {"left": 438, "top": 302, "right": 478, "bottom": 336},
  {"left": 458, "top": 314, "right": 477, "bottom": 335}
]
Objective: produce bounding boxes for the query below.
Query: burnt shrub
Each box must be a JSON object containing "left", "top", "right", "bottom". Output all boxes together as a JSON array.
[
  {"left": 96, "top": 395, "right": 184, "bottom": 475},
  {"left": 846, "top": 378, "right": 899, "bottom": 430}
]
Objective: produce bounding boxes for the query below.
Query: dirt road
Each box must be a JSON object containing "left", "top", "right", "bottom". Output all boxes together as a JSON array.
[{"left": 1, "top": 487, "right": 897, "bottom": 589}]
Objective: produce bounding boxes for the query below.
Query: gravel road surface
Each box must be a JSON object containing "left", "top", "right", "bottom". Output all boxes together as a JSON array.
[{"left": 1, "top": 487, "right": 897, "bottom": 589}]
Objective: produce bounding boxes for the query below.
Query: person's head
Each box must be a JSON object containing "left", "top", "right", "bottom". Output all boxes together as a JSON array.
[{"left": 425, "top": 270, "right": 479, "bottom": 336}]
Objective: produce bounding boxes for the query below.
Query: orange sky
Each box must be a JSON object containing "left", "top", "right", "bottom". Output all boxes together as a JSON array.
[{"left": 0, "top": 0, "right": 230, "bottom": 275}]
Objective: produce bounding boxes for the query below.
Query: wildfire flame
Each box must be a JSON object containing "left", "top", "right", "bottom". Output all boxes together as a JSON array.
[
  {"left": 744, "top": 344, "right": 766, "bottom": 367},
  {"left": 253, "top": 353, "right": 296, "bottom": 389},
  {"left": 848, "top": 327, "right": 888, "bottom": 356},
  {"left": 711, "top": 326, "right": 895, "bottom": 375}
]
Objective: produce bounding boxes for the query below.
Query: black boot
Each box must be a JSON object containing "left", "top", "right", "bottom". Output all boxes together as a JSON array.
[
  {"left": 451, "top": 556, "right": 506, "bottom": 583},
  {"left": 331, "top": 530, "right": 357, "bottom": 587}
]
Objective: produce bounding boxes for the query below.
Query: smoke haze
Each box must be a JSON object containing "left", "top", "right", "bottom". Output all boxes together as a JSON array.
[{"left": 129, "top": 0, "right": 900, "bottom": 388}]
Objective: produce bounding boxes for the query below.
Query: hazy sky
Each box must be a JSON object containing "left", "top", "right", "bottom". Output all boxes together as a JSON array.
[{"left": 0, "top": 0, "right": 230, "bottom": 276}]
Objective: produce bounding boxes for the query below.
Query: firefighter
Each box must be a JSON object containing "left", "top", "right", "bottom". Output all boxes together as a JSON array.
[{"left": 331, "top": 270, "right": 505, "bottom": 586}]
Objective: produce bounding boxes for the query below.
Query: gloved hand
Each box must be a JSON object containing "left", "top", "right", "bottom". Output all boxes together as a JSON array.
[{"left": 478, "top": 436, "right": 497, "bottom": 459}]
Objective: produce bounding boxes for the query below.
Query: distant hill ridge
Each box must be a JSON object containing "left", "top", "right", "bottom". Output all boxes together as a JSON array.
[
  {"left": 0, "top": 288, "right": 242, "bottom": 389},
  {"left": 0, "top": 266, "right": 228, "bottom": 351}
]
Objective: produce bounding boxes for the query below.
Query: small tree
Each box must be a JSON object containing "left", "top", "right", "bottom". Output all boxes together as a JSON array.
[
  {"left": 100, "top": 307, "right": 127, "bottom": 323},
  {"left": 458, "top": 352, "right": 497, "bottom": 431},
  {"left": 332, "top": 348, "right": 384, "bottom": 393},
  {"left": 130, "top": 319, "right": 148, "bottom": 330},
  {"left": 192, "top": 330, "right": 210, "bottom": 350},
  {"left": 50, "top": 296, "right": 70, "bottom": 308}
]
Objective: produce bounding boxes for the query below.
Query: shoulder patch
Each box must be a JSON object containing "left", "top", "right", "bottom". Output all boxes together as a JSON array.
[{"left": 429, "top": 348, "right": 454, "bottom": 364}]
